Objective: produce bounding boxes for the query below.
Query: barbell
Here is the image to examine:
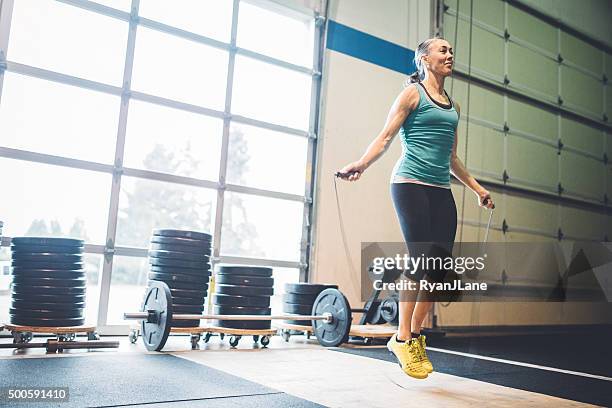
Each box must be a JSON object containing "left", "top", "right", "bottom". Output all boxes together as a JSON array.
[{"left": 123, "top": 281, "right": 354, "bottom": 351}]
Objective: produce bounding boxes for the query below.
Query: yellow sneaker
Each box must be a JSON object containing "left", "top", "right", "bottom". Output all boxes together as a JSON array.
[
  {"left": 417, "top": 335, "right": 433, "bottom": 373},
  {"left": 386, "top": 334, "right": 428, "bottom": 379}
]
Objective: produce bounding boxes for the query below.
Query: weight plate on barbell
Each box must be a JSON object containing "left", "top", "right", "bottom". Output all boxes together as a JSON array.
[
  {"left": 11, "top": 260, "right": 84, "bottom": 270},
  {"left": 9, "top": 316, "right": 86, "bottom": 327},
  {"left": 11, "top": 293, "right": 86, "bottom": 303},
  {"left": 149, "top": 242, "right": 211, "bottom": 255},
  {"left": 150, "top": 235, "right": 211, "bottom": 249},
  {"left": 215, "top": 319, "right": 271, "bottom": 330},
  {"left": 380, "top": 296, "right": 399, "bottom": 324},
  {"left": 11, "top": 237, "right": 84, "bottom": 247},
  {"left": 212, "top": 294, "right": 271, "bottom": 308},
  {"left": 9, "top": 308, "right": 84, "bottom": 319},
  {"left": 215, "top": 274, "right": 274, "bottom": 287},
  {"left": 11, "top": 253, "right": 82, "bottom": 263},
  {"left": 148, "top": 250, "right": 210, "bottom": 263},
  {"left": 12, "top": 285, "right": 87, "bottom": 295},
  {"left": 11, "top": 244, "right": 84, "bottom": 254},
  {"left": 149, "top": 265, "right": 211, "bottom": 277},
  {"left": 140, "top": 280, "right": 173, "bottom": 352},
  {"left": 212, "top": 305, "right": 271, "bottom": 315},
  {"left": 312, "top": 288, "right": 352, "bottom": 347},
  {"left": 282, "top": 303, "right": 313, "bottom": 315},
  {"left": 147, "top": 279, "right": 208, "bottom": 292},
  {"left": 285, "top": 283, "right": 338, "bottom": 295},
  {"left": 149, "top": 257, "right": 210, "bottom": 270},
  {"left": 152, "top": 229, "right": 212, "bottom": 242},
  {"left": 216, "top": 265, "right": 273, "bottom": 277},
  {"left": 282, "top": 293, "right": 318, "bottom": 305},
  {"left": 12, "top": 276, "right": 87, "bottom": 287},
  {"left": 11, "top": 269, "right": 86, "bottom": 279},
  {"left": 11, "top": 300, "right": 86, "bottom": 311},
  {"left": 148, "top": 272, "right": 209, "bottom": 284},
  {"left": 215, "top": 284, "right": 273, "bottom": 297}
]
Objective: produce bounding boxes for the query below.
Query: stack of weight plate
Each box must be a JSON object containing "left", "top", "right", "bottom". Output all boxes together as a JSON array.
[
  {"left": 148, "top": 229, "right": 212, "bottom": 328},
  {"left": 10, "top": 237, "right": 86, "bottom": 327},
  {"left": 283, "top": 283, "right": 338, "bottom": 325},
  {"left": 213, "top": 266, "right": 274, "bottom": 330}
]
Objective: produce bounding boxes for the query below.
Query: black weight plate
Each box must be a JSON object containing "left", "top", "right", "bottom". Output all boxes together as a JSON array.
[
  {"left": 150, "top": 242, "right": 211, "bottom": 255},
  {"left": 172, "top": 305, "right": 204, "bottom": 314},
  {"left": 149, "top": 257, "right": 209, "bottom": 270},
  {"left": 11, "top": 253, "right": 82, "bottom": 263},
  {"left": 10, "top": 308, "right": 84, "bottom": 318},
  {"left": 11, "top": 300, "right": 86, "bottom": 311},
  {"left": 171, "top": 296, "right": 204, "bottom": 305},
  {"left": 12, "top": 285, "right": 87, "bottom": 295},
  {"left": 11, "top": 237, "right": 84, "bottom": 247},
  {"left": 147, "top": 279, "right": 208, "bottom": 292},
  {"left": 213, "top": 305, "right": 271, "bottom": 315},
  {"left": 171, "top": 320, "right": 200, "bottom": 328},
  {"left": 282, "top": 303, "right": 312, "bottom": 315},
  {"left": 148, "top": 250, "right": 210, "bottom": 262},
  {"left": 149, "top": 265, "right": 211, "bottom": 278},
  {"left": 213, "top": 294, "right": 271, "bottom": 308},
  {"left": 140, "top": 281, "right": 173, "bottom": 351},
  {"left": 215, "top": 319, "right": 271, "bottom": 330},
  {"left": 11, "top": 261, "right": 84, "bottom": 270},
  {"left": 150, "top": 235, "right": 211, "bottom": 249},
  {"left": 380, "top": 297, "right": 399, "bottom": 324},
  {"left": 11, "top": 268, "right": 86, "bottom": 279},
  {"left": 9, "top": 316, "right": 85, "bottom": 327},
  {"left": 169, "top": 288, "right": 207, "bottom": 300},
  {"left": 312, "top": 288, "right": 352, "bottom": 347},
  {"left": 12, "top": 276, "right": 87, "bottom": 287},
  {"left": 216, "top": 274, "right": 274, "bottom": 287},
  {"left": 11, "top": 293, "right": 86, "bottom": 303},
  {"left": 285, "top": 283, "right": 338, "bottom": 295},
  {"left": 153, "top": 229, "right": 212, "bottom": 241},
  {"left": 11, "top": 244, "right": 84, "bottom": 254},
  {"left": 215, "top": 284, "right": 273, "bottom": 297},
  {"left": 148, "top": 272, "right": 209, "bottom": 284},
  {"left": 370, "top": 300, "right": 386, "bottom": 325},
  {"left": 283, "top": 293, "right": 317, "bottom": 305},
  {"left": 216, "top": 265, "right": 273, "bottom": 277}
]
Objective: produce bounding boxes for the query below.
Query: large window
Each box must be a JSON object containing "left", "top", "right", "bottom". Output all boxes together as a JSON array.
[{"left": 0, "top": 0, "right": 321, "bottom": 332}]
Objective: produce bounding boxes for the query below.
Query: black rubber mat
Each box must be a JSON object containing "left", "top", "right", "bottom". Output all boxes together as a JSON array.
[
  {"left": 0, "top": 354, "right": 325, "bottom": 408},
  {"left": 334, "top": 346, "right": 611, "bottom": 407}
]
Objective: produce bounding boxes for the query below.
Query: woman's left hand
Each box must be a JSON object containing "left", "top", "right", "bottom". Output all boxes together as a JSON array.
[{"left": 476, "top": 189, "right": 495, "bottom": 209}]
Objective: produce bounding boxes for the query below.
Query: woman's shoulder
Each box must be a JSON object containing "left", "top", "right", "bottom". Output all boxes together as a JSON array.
[{"left": 399, "top": 83, "right": 421, "bottom": 111}]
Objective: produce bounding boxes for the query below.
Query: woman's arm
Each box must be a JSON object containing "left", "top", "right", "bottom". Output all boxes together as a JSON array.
[
  {"left": 449, "top": 102, "right": 495, "bottom": 208},
  {"left": 338, "top": 85, "right": 419, "bottom": 181}
]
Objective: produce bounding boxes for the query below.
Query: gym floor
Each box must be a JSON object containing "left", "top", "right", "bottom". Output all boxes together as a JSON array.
[{"left": 1, "top": 330, "right": 609, "bottom": 407}]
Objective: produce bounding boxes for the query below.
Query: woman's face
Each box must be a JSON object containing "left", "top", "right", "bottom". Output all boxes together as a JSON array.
[{"left": 423, "top": 40, "right": 454, "bottom": 77}]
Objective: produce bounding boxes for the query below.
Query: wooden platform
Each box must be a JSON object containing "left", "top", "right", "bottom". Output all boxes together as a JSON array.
[
  {"left": 2, "top": 324, "right": 96, "bottom": 334},
  {"left": 349, "top": 324, "right": 396, "bottom": 338}
]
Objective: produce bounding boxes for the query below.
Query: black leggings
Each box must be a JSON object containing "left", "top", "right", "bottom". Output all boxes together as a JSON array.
[{"left": 390, "top": 182, "right": 457, "bottom": 282}]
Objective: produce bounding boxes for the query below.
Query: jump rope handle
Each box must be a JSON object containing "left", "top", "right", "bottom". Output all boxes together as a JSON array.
[
  {"left": 482, "top": 196, "right": 495, "bottom": 210},
  {"left": 334, "top": 170, "right": 360, "bottom": 179}
]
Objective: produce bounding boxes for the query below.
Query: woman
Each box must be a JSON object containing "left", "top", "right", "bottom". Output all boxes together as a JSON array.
[{"left": 337, "top": 37, "right": 495, "bottom": 379}]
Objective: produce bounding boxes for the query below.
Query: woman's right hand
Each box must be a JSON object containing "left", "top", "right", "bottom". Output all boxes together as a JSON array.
[{"left": 336, "top": 161, "right": 367, "bottom": 182}]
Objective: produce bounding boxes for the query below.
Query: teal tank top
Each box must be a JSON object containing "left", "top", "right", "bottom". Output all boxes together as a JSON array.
[{"left": 393, "top": 82, "right": 459, "bottom": 187}]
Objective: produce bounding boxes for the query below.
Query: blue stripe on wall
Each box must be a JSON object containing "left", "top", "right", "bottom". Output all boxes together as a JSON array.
[{"left": 326, "top": 20, "right": 416, "bottom": 75}]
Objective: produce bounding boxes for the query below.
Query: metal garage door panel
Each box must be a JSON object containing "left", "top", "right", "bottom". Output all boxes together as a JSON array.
[
  {"left": 509, "top": 43, "right": 558, "bottom": 100},
  {"left": 444, "top": 18, "right": 504, "bottom": 80},
  {"left": 466, "top": 83, "right": 505, "bottom": 125},
  {"left": 606, "top": 84, "right": 612, "bottom": 120},
  {"left": 606, "top": 215, "right": 612, "bottom": 240},
  {"left": 606, "top": 53, "right": 612, "bottom": 78},
  {"left": 561, "top": 32, "right": 603, "bottom": 75},
  {"left": 560, "top": 151, "right": 604, "bottom": 200},
  {"left": 607, "top": 164, "right": 612, "bottom": 201},
  {"left": 465, "top": 122, "right": 504, "bottom": 179},
  {"left": 508, "top": 98, "right": 557, "bottom": 142},
  {"left": 507, "top": 6, "right": 557, "bottom": 52},
  {"left": 607, "top": 134, "right": 612, "bottom": 163},
  {"left": 507, "top": 136, "right": 558, "bottom": 191},
  {"left": 445, "top": 0, "right": 504, "bottom": 30},
  {"left": 505, "top": 194, "right": 558, "bottom": 237},
  {"left": 561, "top": 66, "right": 603, "bottom": 116},
  {"left": 561, "top": 118, "right": 604, "bottom": 156},
  {"left": 458, "top": 186, "right": 504, "bottom": 230},
  {"left": 560, "top": 205, "right": 606, "bottom": 241}
]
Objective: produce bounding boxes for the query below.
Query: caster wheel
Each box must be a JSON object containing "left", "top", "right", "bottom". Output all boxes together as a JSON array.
[
  {"left": 260, "top": 336, "right": 270, "bottom": 347},
  {"left": 306, "top": 332, "right": 311, "bottom": 340},
  {"left": 88, "top": 332, "right": 100, "bottom": 341},
  {"left": 281, "top": 331, "right": 290, "bottom": 342},
  {"left": 203, "top": 333, "right": 212, "bottom": 343},
  {"left": 220, "top": 333, "right": 225, "bottom": 340},
  {"left": 128, "top": 330, "right": 138, "bottom": 344},
  {"left": 191, "top": 335, "right": 200, "bottom": 350},
  {"left": 252, "top": 335, "right": 259, "bottom": 342},
  {"left": 229, "top": 336, "right": 240, "bottom": 348}
]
